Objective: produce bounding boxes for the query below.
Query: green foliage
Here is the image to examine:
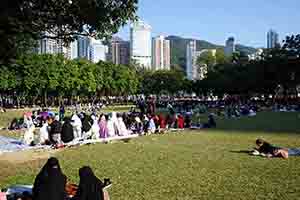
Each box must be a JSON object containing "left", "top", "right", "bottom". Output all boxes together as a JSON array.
[
  {"left": 1, "top": 0, "right": 138, "bottom": 64},
  {"left": 196, "top": 51, "right": 216, "bottom": 71},
  {"left": 0, "top": 54, "right": 140, "bottom": 103},
  {"left": 141, "top": 70, "right": 186, "bottom": 95},
  {"left": 215, "top": 48, "right": 229, "bottom": 65}
]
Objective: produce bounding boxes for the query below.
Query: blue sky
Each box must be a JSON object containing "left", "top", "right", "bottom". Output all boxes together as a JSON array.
[{"left": 117, "top": 0, "right": 300, "bottom": 47}]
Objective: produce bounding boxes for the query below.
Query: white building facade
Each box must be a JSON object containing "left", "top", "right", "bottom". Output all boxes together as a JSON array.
[
  {"left": 152, "top": 35, "right": 171, "bottom": 70},
  {"left": 130, "top": 21, "right": 152, "bottom": 69},
  {"left": 89, "top": 39, "right": 108, "bottom": 63},
  {"left": 186, "top": 40, "right": 197, "bottom": 80},
  {"left": 77, "top": 35, "right": 91, "bottom": 60}
]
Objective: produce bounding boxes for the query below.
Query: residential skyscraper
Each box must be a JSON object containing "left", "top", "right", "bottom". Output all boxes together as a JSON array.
[
  {"left": 130, "top": 21, "right": 152, "bottom": 68},
  {"left": 267, "top": 29, "right": 279, "bottom": 49},
  {"left": 37, "top": 32, "right": 58, "bottom": 54},
  {"left": 89, "top": 39, "right": 108, "bottom": 63},
  {"left": 107, "top": 37, "right": 130, "bottom": 65},
  {"left": 186, "top": 40, "right": 197, "bottom": 80},
  {"left": 225, "top": 37, "right": 235, "bottom": 57},
  {"left": 77, "top": 35, "right": 91, "bottom": 60},
  {"left": 152, "top": 35, "right": 171, "bottom": 70},
  {"left": 70, "top": 40, "right": 78, "bottom": 59}
]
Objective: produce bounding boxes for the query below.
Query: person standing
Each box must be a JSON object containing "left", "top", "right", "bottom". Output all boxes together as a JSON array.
[{"left": 59, "top": 105, "right": 65, "bottom": 121}]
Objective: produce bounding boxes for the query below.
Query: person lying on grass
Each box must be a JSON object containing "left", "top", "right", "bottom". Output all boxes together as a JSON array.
[{"left": 252, "top": 138, "right": 300, "bottom": 159}]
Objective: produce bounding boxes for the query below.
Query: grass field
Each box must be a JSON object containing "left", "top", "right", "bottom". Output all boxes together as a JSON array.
[{"left": 1, "top": 111, "right": 300, "bottom": 199}]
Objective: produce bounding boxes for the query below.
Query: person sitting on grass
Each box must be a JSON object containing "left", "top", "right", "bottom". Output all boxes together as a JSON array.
[
  {"left": 33, "top": 157, "right": 66, "bottom": 200},
  {"left": 61, "top": 117, "right": 74, "bottom": 143},
  {"left": 148, "top": 115, "right": 156, "bottom": 134},
  {"left": 99, "top": 115, "right": 108, "bottom": 139},
  {"left": 73, "top": 166, "right": 111, "bottom": 200},
  {"left": 107, "top": 114, "right": 116, "bottom": 138},
  {"left": 47, "top": 116, "right": 62, "bottom": 145},
  {"left": 177, "top": 114, "right": 184, "bottom": 129},
  {"left": 158, "top": 114, "right": 167, "bottom": 133},
  {"left": 202, "top": 114, "right": 217, "bottom": 129},
  {"left": 184, "top": 114, "right": 192, "bottom": 128},
  {"left": 117, "top": 113, "right": 131, "bottom": 136},
  {"left": 39, "top": 120, "right": 50, "bottom": 145}
]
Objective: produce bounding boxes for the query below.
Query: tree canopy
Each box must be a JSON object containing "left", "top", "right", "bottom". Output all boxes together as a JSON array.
[{"left": 0, "top": 0, "right": 138, "bottom": 64}]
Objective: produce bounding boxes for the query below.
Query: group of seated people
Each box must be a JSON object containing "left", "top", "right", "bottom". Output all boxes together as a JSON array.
[
  {"left": 8, "top": 157, "right": 111, "bottom": 200},
  {"left": 252, "top": 138, "right": 300, "bottom": 159},
  {"left": 21, "top": 109, "right": 205, "bottom": 146},
  {"left": 225, "top": 104, "right": 257, "bottom": 118}
]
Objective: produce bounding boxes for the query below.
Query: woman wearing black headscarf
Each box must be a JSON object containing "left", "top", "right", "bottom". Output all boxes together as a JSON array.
[
  {"left": 61, "top": 117, "right": 74, "bottom": 143},
  {"left": 73, "top": 166, "right": 105, "bottom": 200},
  {"left": 32, "top": 157, "right": 67, "bottom": 200}
]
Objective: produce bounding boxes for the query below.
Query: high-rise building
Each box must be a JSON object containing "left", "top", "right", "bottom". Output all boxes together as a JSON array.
[
  {"left": 37, "top": 32, "right": 58, "bottom": 54},
  {"left": 186, "top": 40, "right": 197, "bottom": 80},
  {"left": 57, "top": 39, "right": 71, "bottom": 59},
  {"left": 152, "top": 35, "right": 171, "bottom": 70},
  {"left": 107, "top": 37, "right": 130, "bottom": 65},
  {"left": 130, "top": 21, "right": 152, "bottom": 68},
  {"left": 267, "top": 29, "right": 279, "bottom": 49},
  {"left": 89, "top": 39, "right": 108, "bottom": 63},
  {"left": 70, "top": 40, "right": 78, "bottom": 59},
  {"left": 77, "top": 35, "right": 91, "bottom": 60},
  {"left": 225, "top": 37, "right": 235, "bottom": 57}
]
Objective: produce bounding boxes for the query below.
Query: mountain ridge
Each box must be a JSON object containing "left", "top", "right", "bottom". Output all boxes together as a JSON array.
[{"left": 166, "top": 35, "right": 257, "bottom": 68}]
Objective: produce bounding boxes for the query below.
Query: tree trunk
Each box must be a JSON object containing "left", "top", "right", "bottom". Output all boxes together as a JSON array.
[{"left": 44, "top": 91, "right": 48, "bottom": 107}]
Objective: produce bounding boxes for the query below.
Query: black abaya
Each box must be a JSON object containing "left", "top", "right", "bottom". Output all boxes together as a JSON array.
[
  {"left": 32, "top": 157, "right": 66, "bottom": 200},
  {"left": 74, "top": 166, "right": 104, "bottom": 200}
]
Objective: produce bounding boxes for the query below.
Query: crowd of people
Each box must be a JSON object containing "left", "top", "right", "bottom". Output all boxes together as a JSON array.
[{"left": 18, "top": 105, "right": 217, "bottom": 147}]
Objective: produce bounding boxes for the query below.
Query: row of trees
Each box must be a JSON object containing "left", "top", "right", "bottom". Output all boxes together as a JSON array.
[
  {"left": 1, "top": 32, "right": 299, "bottom": 106},
  {"left": 0, "top": 54, "right": 139, "bottom": 106}
]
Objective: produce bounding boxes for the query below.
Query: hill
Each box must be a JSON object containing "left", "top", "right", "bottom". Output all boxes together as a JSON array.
[{"left": 166, "top": 35, "right": 257, "bottom": 70}]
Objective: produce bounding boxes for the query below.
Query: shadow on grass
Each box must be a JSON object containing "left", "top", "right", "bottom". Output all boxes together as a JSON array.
[{"left": 229, "top": 150, "right": 252, "bottom": 154}]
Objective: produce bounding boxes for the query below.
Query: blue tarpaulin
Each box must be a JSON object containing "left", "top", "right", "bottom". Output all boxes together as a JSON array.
[{"left": 0, "top": 135, "right": 29, "bottom": 153}]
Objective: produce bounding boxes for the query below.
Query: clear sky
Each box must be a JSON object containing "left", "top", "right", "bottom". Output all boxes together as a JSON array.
[{"left": 117, "top": 0, "right": 300, "bottom": 48}]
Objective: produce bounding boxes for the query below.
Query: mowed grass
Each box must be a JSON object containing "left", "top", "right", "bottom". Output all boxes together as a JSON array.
[{"left": 1, "top": 111, "right": 300, "bottom": 199}]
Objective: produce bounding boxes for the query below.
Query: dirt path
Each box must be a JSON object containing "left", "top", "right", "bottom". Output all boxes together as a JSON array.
[{"left": 0, "top": 149, "right": 58, "bottom": 164}]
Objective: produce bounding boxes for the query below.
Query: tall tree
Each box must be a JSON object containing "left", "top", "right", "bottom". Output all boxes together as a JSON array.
[{"left": 1, "top": 0, "right": 138, "bottom": 64}]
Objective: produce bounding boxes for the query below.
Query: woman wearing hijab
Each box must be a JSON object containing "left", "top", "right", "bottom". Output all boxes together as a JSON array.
[
  {"left": 73, "top": 166, "right": 105, "bottom": 200},
  {"left": 99, "top": 115, "right": 108, "bottom": 139},
  {"left": 107, "top": 114, "right": 116, "bottom": 138},
  {"left": 117, "top": 113, "right": 130, "bottom": 136},
  {"left": 32, "top": 157, "right": 66, "bottom": 200},
  {"left": 71, "top": 113, "right": 82, "bottom": 139},
  {"left": 61, "top": 117, "right": 74, "bottom": 143}
]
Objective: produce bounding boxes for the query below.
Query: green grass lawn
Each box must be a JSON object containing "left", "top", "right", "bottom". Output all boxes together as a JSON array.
[{"left": 1, "top": 111, "right": 300, "bottom": 199}]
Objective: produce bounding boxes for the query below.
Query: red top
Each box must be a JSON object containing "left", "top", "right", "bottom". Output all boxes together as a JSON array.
[
  {"left": 177, "top": 115, "right": 184, "bottom": 129},
  {"left": 159, "top": 115, "right": 166, "bottom": 129}
]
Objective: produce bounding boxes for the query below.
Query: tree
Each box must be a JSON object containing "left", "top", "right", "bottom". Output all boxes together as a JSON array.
[
  {"left": 215, "top": 48, "right": 229, "bottom": 65},
  {"left": 197, "top": 51, "right": 216, "bottom": 68},
  {"left": 1, "top": 0, "right": 138, "bottom": 64}
]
